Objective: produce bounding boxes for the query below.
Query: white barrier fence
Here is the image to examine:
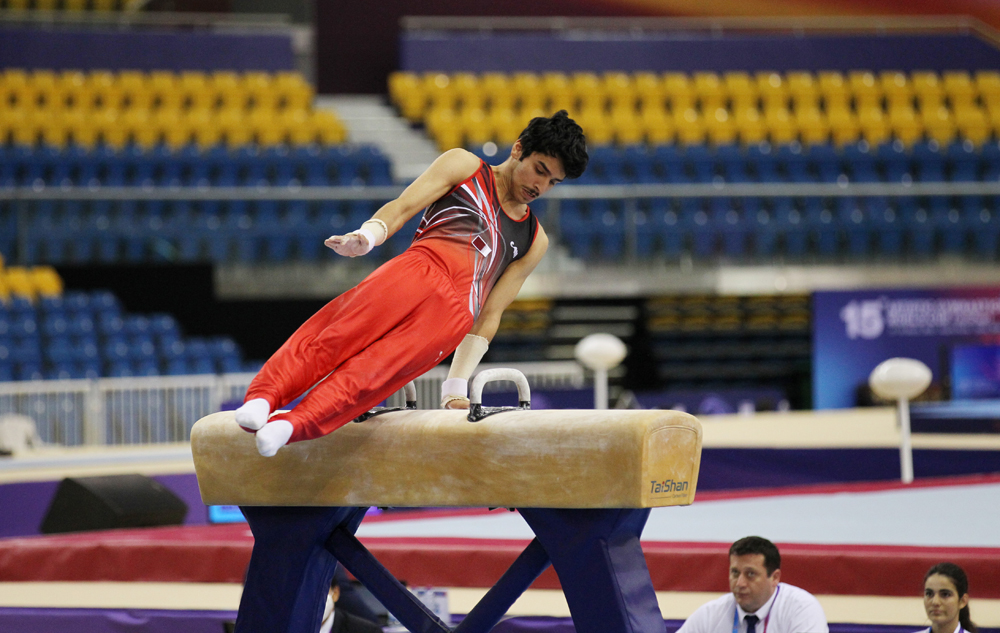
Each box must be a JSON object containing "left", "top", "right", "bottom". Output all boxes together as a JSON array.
[{"left": 0, "top": 362, "right": 585, "bottom": 447}]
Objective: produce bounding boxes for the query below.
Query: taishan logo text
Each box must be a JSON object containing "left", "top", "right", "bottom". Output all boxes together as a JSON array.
[{"left": 649, "top": 479, "right": 689, "bottom": 494}]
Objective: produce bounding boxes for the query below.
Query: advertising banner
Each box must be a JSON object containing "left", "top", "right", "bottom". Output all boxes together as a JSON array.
[{"left": 812, "top": 287, "right": 1000, "bottom": 409}]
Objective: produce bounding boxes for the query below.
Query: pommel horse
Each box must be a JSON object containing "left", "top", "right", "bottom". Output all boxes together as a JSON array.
[{"left": 191, "top": 370, "right": 703, "bottom": 633}]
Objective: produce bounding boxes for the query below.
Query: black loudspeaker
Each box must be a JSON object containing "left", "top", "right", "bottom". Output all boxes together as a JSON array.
[{"left": 40, "top": 474, "right": 188, "bottom": 534}]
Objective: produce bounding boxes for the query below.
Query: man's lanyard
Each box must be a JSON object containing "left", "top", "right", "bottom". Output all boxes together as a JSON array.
[{"left": 732, "top": 586, "right": 781, "bottom": 633}]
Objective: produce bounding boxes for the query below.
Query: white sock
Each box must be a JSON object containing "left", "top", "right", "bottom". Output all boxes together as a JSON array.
[
  {"left": 235, "top": 398, "right": 271, "bottom": 431},
  {"left": 256, "top": 419, "right": 293, "bottom": 457}
]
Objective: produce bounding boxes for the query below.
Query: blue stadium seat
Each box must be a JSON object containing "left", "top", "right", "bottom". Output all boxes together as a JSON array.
[
  {"left": 777, "top": 143, "right": 810, "bottom": 182},
  {"left": 684, "top": 145, "right": 715, "bottom": 183},
  {"left": 712, "top": 197, "right": 751, "bottom": 258},
  {"left": 970, "top": 199, "right": 1000, "bottom": 258},
  {"left": 747, "top": 142, "right": 779, "bottom": 182},
  {"left": 946, "top": 140, "right": 980, "bottom": 182},
  {"left": 808, "top": 143, "right": 843, "bottom": 183},
  {"left": 981, "top": 142, "right": 1000, "bottom": 181},
  {"left": 912, "top": 141, "right": 946, "bottom": 182},
  {"left": 877, "top": 141, "right": 912, "bottom": 183},
  {"left": 651, "top": 145, "right": 686, "bottom": 184},
  {"left": 802, "top": 197, "right": 838, "bottom": 257},
  {"left": 559, "top": 199, "right": 592, "bottom": 258},
  {"left": 16, "top": 362, "right": 44, "bottom": 381},
  {"left": 867, "top": 197, "right": 903, "bottom": 257},
  {"left": 842, "top": 141, "right": 882, "bottom": 182},
  {"left": 638, "top": 199, "right": 683, "bottom": 259},
  {"left": 929, "top": 197, "right": 966, "bottom": 254},
  {"left": 715, "top": 144, "right": 750, "bottom": 183},
  {"left": 896, "top": 197, "right": 934, "bottom": 258},
  {"left": 679, "top": 198, "right": 714, "bottom": 259},
  {"left": 592, "top": 200, "right": 625, "bottom": 259}
]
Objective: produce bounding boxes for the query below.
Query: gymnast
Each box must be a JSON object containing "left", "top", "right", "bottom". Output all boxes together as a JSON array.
[
  {"left": 919, "top": 562, "right": 977, "bottom": 633},
  {"left": 234, "top": 110, "right": 588, "bottom": 456}
]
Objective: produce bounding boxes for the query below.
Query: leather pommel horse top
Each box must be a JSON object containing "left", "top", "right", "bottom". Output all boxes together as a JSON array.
[{"left": 191, "top": 409, "right": 703, "bottom": 509}]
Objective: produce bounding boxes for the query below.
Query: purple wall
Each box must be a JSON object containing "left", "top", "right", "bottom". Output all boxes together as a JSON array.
[
  {"left": 400, "top": 32, "right": 1000, "bottom": 74},
  {"left": 0, "top": 27, "right": 294, "bottom": 72}
]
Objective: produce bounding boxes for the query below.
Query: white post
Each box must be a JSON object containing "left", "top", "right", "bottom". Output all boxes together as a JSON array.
[
  {"left": 594, "top": 368, "right": 608, "bottom": 410},
  {"left": 898, "top": 397, "right": 914, "bottom": 484}
]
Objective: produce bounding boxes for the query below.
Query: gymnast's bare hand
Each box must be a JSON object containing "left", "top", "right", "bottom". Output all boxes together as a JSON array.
[
  {"left": 441, "top": 395, "right": 471, "bottom": 410},
  {"left": 324, "top": 232, "right": 371, "bottom": 257}
]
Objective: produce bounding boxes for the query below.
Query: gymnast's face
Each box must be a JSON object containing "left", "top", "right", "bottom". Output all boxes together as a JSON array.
[
  {"left": 510, "top": 140, "right": 565, "bottom": 204},
  {"left": 729, "top": 553, "right": 780, "bottom": 614},
  {"left": 924, "top": 574, "right": 967, "bottom": 630}
]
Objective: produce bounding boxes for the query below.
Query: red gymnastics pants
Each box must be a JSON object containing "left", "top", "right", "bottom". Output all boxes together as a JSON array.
[{"left": 243, "top": 247, "right": 474, "bottom": 444}]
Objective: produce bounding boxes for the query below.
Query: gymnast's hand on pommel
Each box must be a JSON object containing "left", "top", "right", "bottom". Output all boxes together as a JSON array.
[{"left": 441, "top": 394, "right": 471, "bottom": 410}]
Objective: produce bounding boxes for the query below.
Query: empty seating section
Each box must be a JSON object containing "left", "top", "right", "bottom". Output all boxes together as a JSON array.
[
  {"left": 0, "top": 0, "right": 126, "bottom": 10},
  {"left": 0, "top": 69, "right": 342, "bottom": 149},
  {"left": 389, "top": 69, "right": 1000, "bottom": 150},
  {"left": 0, "top": 69, "right": 398, "bottom": 265},
  {"left": 0, "top": 262, "right": 250, "bottom": 382},
  {"left": 393, "top": 70, "right": 1000, "bottom": 262}
]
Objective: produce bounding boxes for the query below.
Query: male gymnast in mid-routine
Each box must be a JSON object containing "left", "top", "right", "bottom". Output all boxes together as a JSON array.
[{"left": 234, "top": 110, "right": 589, "bottom": 456}]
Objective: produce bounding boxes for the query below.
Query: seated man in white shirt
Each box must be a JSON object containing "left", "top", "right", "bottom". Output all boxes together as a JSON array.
[{"left": 676, "top": 536, "right": 828, "bottom": 633}]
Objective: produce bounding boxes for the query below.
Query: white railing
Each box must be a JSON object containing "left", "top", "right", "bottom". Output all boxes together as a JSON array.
[{"left": 0, "top": 361, "right": 585, "bottom": 447}]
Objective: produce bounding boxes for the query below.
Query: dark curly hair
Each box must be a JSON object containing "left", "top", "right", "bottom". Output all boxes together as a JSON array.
[{"left": 516, "top": 110, "right": 589, "bottom": 179}]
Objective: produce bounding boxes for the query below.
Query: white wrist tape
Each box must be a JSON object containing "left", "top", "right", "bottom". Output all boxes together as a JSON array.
[
  {"left": 448, "top": 334, "right": 489, "bottom": 380},
  {"left": 355, "top": 227, "right": 377, "bottom": 255},
  {"left": 361, "top": 219, "right": 388, "bottom": 246},
  {"left": 441, "top": 377, "right": 468, "bottom": 399}
]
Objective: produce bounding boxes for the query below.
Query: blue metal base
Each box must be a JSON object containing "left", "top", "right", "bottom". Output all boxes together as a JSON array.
[{"left": 236, "top": 506, "right": 664, "bottom": 633}]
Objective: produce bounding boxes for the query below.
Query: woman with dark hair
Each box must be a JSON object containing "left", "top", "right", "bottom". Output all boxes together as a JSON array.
[{"left": 919, "top": 563, "right": 977, "bottom": 633}]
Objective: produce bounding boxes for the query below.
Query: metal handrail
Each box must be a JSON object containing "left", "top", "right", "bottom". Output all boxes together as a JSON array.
[{"left": 2, "top": 181, "right": 1000, "bottom": 201}]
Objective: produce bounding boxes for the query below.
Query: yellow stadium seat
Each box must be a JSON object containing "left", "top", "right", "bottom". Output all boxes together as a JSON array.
[
  {"left": 542, "top": 73, "right": 575, "bottom": 113},
  {"left": 178, "top": 72, "right": 213, "bottom": 110},
  {"left": 119, "top": 71, "right": 153, "bottom": 110},
  {"left": 954, "top": 105, "right": 990, "bottom": 145},
  {"left": 848, "top": 71, "right": 881, "bottom": 111},
  {"left": 187, "top": 108, "right": 221, "bottom": 149},
  {"left": 248, "top": 108, "right": 283, "bottom": 146},
  {"left": 27, "top": 70, "right": 59, "bottom": 110},
  {"left": 611, "top": 105, "right": 644, "bottom": 146},
  {"left": 723, "top": 72, "right": 758, "bottom": 110},
  {"left": 974, "top": 71, "right": 1000, "bottom": 108},
  {"left": 63, "top": 0, "right": 87, "bottom": 9},
  {"left": 571, "top": 72, "right": 604, "bottom": 111},
  {"left": 244, "top": 72, "right": 276, "bottom": 111},
  {"left": 942, "top": 71, "right": 976, "bottom": 111},
  {"left": 640, "top": 107, "right": 675, "bottom": 144},
  {"left": 153, "top": 109, "right": 188, "bottom": 149},
  {"left": 506, "top": 73, "right": 539, "bottom": 113},
  {"left": 56, "top": 71, "right": 89, "bottom": 110},
  {"left": 422, "top": 72, "right": 459, "bottom": 112},
  {"left": 827, "top": 107, "right": 860, "bottom": 146},
  {"left": 30, "top": 266, "right": 63, "bottom": 298},
  {"left": 313, "top": 110, "right": 346, "bottom": 145},
  {"left": 879, "top": 71, "right": 913, "bottom": 110},
  {"left": 149, "top": 71, "right": 181, "bottom": 111},
  {"left": 0, "top": 69, "right": 30, "bottom": 110},
  {"left": 218, "top": 108, "right": 252, "bottom": 147},
  {"left": 912, "top": 71, "right": 944, "bottom": 110},
  {"left": 634, "top": 72, "right": 666, "bottom": 111},
  {"left": 764, "top": 107, "right": 797, "bottom": 145},
  {"left": 663, "top": 73, "right": 694, "bottom": 113},
  {"left": 451, "top": 73, "right": 484, "bottom": 112},
  {"left": 704, "top": 106, "right": 736, "bottom": 145},
  {"left": 87, "top": 71, "right": 121, "bottom": 110},
  {"left": 4, "top": 0, "right": 28, "bottom": 9},
  {"left": 920, "top": 105, "right": 956, "bottom": 145},
  {"left": 282, "top": 109, "right": 313, "bottom": 146},
  {"left": 786, "top": 72, "right": 819, "bottom": 111},
  {"left": 7, "top": 109, "right": 36, "bottom": 146},
  {"left": 887, "top": 105, "right": 923, "bottom": 146},
  {"left": 211, "top": 71, "right": 246, "bottom": 112},
  {"left": 693, "top": 72, "right": 725, "bottom": 112},
  {"left": 755, "top": 72, "right": 788, "bottom": 111},
  {"left": 122, "top": 109, "right": 156, "bottom": 148},
  {"left": 94, "top": 109, "right": 126, "bottom": 148},
  {"left": 795, "top": 107, "right": 829, "bottom": 146},
  {"left": 461, "top": 107, "right": 492, "bottom": 146},
  {"left": 672, "top": 107, "right": 705, "bottom": 145},
  {"left": 603, "top": 72, "right": 636, "bottom": 112},
  {"left": 482, "top": 72, "right": 513, "bottom": 112},
  {"left": 63, "top": 110, "right": 99, "bottom": 148},
  {"left": 388, "top": 71, "right": 420, "bottom": 108},
  {"left": 491, "top": 108, "right": 522, "bottom": 146},
  {"left": 817, "top": 71, "right": 849, "bottom": 111},
  {"left": 273, "top": 72, "right": 313, "bottom": 111},
  {"left": 93, "top": 0, "right": 119, "bottom": 10},
  {"left": 734, "top": 107, "right": 767, "bottom": 145},
  {"left": 3, "top": 267, "right": 35, "bottom": 301}
]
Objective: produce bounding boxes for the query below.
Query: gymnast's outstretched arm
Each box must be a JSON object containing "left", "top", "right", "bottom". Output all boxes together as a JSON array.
[
  {"left": 325, "top": 148, "right": 482, "bottom": 255},
  {"left": 441, "top": 226, "right": 549, "bottom": 409}
]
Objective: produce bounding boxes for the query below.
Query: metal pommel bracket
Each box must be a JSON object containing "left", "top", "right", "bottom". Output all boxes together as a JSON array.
[
  {"left": 353, "top": 381, "right": 418, "bottom": 423},
  {"left": 467, "top": 368, "right": 531, "bottom": 422}
]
